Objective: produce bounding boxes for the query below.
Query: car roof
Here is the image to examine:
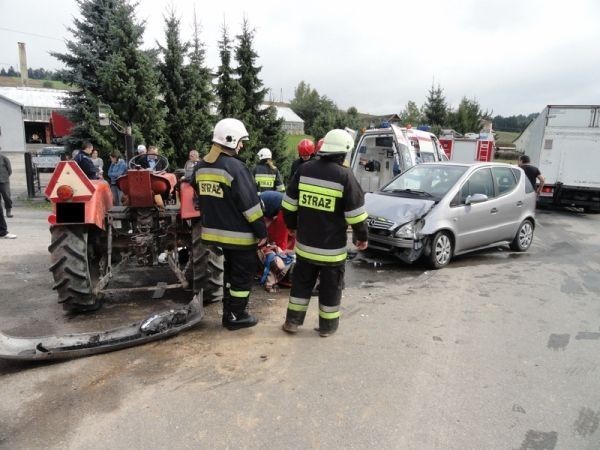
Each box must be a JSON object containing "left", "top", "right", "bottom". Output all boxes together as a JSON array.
[{"left": 417, "top": 161, "right": 516, "bottom": 169}]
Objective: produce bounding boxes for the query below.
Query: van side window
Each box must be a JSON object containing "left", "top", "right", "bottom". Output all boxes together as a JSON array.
[{"left": 492, "top": 167, "right": 517, "bottom": 195}]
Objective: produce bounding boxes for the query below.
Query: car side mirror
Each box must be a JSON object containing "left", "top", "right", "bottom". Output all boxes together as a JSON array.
[{"left": 465, "top": 193, "right": 488, "bottom": 205}]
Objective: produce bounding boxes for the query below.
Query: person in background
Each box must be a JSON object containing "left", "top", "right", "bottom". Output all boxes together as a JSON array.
[
  {"left": 74, "top": 142, "right": 98, "bottom": 180},
  {"left": 518, "top": 155, "right": 545, "bottom": 195},
  {"left": 108, "top": 150, "right": 127, "bottom": 206},
  {"left": 91, "top": 149, "right": 104, "bottom": 177},
  {"left": 184, "top": 149, "right": 200, "bottom": 179},
  {"left": 289, "top": 138, "right": 316, "bottom": 180},
  {"left": 138, "top": 146, "right": 160, "bottom": 171},
  {"left": 0, "top": 201, "right": 16, "bottom": 239},
  {"left": 253, "top": 148, "right": 285, "bottom": 193},
  {"left": 0, "top": 149, "right": 13, "bottom": 218}
]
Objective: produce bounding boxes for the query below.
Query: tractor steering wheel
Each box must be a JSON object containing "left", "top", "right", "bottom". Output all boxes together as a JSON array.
[{"left": 128, "top": 154, "right": 170, "bottom": 172}]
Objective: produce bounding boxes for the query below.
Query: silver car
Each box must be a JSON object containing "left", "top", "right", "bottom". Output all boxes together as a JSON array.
[{"left": 364, "top": 162, "right": 536, "bottom": 268}]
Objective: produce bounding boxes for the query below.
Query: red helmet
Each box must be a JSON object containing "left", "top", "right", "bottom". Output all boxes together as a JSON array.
[
  {"left": 315, "top": 138, "right": 325, "bottom": 153},
  {"left": 297, "top": 139, "right": 315, "bottom": 157}
]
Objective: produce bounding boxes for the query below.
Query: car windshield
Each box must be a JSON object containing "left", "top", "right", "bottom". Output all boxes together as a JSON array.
[
  {"left": 381, "top": 164, "right": 468, "bottom": 199},
  {"left": 41, "top": 147, "right": 63, "bottom": 155}
]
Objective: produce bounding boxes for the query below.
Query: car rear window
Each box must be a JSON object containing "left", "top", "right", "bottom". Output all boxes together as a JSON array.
[{"left": 492, "top": 167, "right": 517, "bottom": 195}]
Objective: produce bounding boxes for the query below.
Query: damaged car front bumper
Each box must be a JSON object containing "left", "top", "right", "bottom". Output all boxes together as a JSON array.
[{"left": 0, "top": 295, "right": 204, "bottom": 361}]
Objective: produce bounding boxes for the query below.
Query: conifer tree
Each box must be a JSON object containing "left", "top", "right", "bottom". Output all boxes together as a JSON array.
[
  {"left": 423, "top": 83, "right": 448, "bottom": 126},
  {"left": 214, "top": 22, "right": 242, "bottom": 120},
  {"left": 158, "top": 9, "right": 188, "bottom": 162},
  {"left": 180, "top": 12, "right": 214, "bottom": 159},
  {"left": 53, "top": 0, "right": 165, "bottom": 156},
  {"left": 233, "top": 17, "right": 287, "bottom": 171}
]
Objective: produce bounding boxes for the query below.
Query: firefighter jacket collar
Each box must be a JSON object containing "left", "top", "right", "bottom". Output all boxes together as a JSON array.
[{"left": 204, "top": 144, "right": 236, "bottom": 164}]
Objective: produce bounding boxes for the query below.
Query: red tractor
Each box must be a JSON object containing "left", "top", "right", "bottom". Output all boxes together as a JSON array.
[{"left": 44, "top": 155, "right": 223, "bottom": 313}]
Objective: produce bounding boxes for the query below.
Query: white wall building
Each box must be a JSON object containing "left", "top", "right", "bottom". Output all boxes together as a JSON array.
[
  {"left": 0, "top": 87, "right": 69, "bottom": 151},
  {"left": 261, "top": 102, "right": 305, "bottom": 135},
  {"left": 0, "top": 93, "right": 25, "bottom": 152}
]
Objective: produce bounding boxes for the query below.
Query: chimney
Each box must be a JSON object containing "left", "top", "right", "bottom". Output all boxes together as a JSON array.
[{"left": 18, "top": 42, "right": 28, "bottom": 86}]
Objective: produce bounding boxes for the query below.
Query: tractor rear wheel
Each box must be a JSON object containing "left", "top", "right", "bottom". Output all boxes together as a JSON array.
[
  {"left": 49, "top": 226, "right": 104, "bottom": 313},
  {"left": 192, "top": 220, "right": 224, "bottom": 303}
]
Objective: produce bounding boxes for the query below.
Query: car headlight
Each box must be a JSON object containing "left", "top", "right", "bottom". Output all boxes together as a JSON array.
[{"left": 394, "top": 219, "right": 425, "bottom": 238}]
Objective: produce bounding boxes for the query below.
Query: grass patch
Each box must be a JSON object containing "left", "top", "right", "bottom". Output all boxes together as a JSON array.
[
  {"left": 0, "top": 76, "right": 74, "bottom": 90},
  {"left": 20, "top": 197, "right": 53, "bottom": 210},
  {"left": 495, "top": 131, "right": 520, "bottom": 147}
]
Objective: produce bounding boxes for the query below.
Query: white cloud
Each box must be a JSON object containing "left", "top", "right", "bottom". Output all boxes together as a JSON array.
[{"left": 1, "top": 0, "right": 599, "bottom": 116}]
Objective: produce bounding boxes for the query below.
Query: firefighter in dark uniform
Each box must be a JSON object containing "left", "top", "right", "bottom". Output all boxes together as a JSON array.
[
  {"left": 289, "top": 138, "right": 316, "bottom": 180},
  {"left": 253, "top": 148, "right": 285, "bottom": 193},
  {"left": 192, "top": 118, "right": 268, "bottom": 330},
  {"left": 281, "top": 129, "right": 368, "bottom": 337}
]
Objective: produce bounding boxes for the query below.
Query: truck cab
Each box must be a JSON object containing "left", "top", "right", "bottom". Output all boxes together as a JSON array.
[{"left": 349, "top": 124, "right": 445, "bottom": 192}]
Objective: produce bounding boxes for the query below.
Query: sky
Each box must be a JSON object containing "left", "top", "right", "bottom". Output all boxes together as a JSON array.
[{"left": 1, "top": 0, "right": 599, "bottom": 117}]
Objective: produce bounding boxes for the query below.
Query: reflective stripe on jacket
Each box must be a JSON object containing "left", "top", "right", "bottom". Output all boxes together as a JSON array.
[
  {"left": 253, "top": 162, "right": 285, "bottom": 192},
  {"left": 193, "top": 147, "right": 267, "bottom": 250},
  {"left": 283, "top": 157, "right": 368, "bottom": 266}
]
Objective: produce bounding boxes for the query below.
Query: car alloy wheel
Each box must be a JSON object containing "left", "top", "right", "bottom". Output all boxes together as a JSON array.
[
  {"left": 510, "top": 219, "right": 534, "bottom": 252},
  {"left": 434, "top": 234, "right": 452, "bottom": 266},
  {"left": 518, "top": 221, "right": 533, "bottom": 249}
]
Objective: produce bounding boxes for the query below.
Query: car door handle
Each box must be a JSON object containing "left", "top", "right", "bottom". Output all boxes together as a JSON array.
[
  {"left": 490, "top": 208, "right": 498, "bottom": 214},
  {"left": 516, "top": 201, "right": 523, "bottom": 207}
]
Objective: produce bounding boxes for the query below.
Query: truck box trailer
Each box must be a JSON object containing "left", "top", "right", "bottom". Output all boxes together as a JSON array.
[{"left": 515, "top": 105, "right": 600, "bottom": 212}]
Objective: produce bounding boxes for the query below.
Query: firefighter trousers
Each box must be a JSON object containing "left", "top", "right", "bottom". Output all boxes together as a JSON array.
[
  {"left": 222, "top": 248, "right": 257, "bottom": 314},
  {"left": 285, "top": 259, "right": 345, "bottom": 333}
]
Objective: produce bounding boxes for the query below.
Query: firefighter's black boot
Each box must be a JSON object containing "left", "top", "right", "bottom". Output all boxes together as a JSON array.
[
  {"left": 222, "top": 297, "right": 258, "bottom": 330},
  {"left": 315, "top": 316, "right": 339, "bottom": 337}
]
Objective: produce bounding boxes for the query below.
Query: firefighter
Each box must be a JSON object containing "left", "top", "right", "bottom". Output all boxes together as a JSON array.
[
  {"left": 192, "top": 118, "right": 268, "bottom": 330},
  {"left": 289, "top": 138, "right": 316, "bottom": 179},
  {"left": 253, "top": 148, "right": 285, "bottom": 193},
  {"left": 281, "top": 129, "right": 368, "bottom": 337}
]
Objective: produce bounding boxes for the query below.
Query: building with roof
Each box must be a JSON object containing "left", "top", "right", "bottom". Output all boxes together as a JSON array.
[
  {"left": 0, "top": 86, "right": 69, "bottom": 152},
  {"left": 0, "top": 92, "right": 24, "bottom": 152},
  {"left": 261, "top": 102, "right": 305, "bottom": 135}
]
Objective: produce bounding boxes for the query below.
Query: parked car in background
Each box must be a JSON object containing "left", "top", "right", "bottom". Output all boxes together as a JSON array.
[
  {"left": 364, "top": 162, "right": 537, "bottom": 268},
  {"left": 35, "top": 146, "right": 67, "bottom": 172}
]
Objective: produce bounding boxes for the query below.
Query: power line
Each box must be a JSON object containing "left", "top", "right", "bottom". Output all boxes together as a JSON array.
[{"left": 0, "top": 26, "right": 64, "bottom": 42}]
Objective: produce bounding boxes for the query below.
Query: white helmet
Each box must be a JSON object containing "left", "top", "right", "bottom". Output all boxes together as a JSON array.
[
  {"left": 318, "top": 129, "right": 355, "bottom": 155},
  {"left": 212, "top": 118, "right": 249, "bottom": 149},
  {"left": 257, "top": 148, "right": 272, "bottom": 160}
]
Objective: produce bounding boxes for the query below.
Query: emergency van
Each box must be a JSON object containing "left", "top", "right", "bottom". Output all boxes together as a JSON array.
[{"left": 349, "top": 124, "right": 445, "bottom": 193}]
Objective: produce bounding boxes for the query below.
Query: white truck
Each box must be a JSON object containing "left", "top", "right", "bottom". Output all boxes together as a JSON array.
[{"left": 515, "top": 105, "right": 600, "bottom": 212}]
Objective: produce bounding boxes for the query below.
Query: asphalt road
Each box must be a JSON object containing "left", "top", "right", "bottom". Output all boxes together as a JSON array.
[{"left": 1, "top": 205, "right": 599, "bottom": 449}]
